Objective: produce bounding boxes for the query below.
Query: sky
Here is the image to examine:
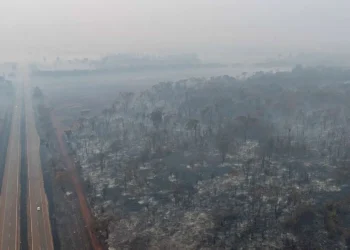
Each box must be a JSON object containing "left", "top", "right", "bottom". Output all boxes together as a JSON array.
[{"left": 1, "top": 0, "right": 350, "bottom": 61}]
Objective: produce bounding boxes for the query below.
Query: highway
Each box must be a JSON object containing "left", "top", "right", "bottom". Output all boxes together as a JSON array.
[
  {"left": 0, "top": 68, "right": 54, "bottom": 250},
  {"left": 24, "top": 72, "right": 54, "bottom": 250},
  {"left": 0, "top": 83, "right": 21, "bottom": 250}
]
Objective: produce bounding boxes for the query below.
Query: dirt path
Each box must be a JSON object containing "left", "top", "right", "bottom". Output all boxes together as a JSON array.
[{"left": 51, "top": 114, "right": 104, "bottom": 250}]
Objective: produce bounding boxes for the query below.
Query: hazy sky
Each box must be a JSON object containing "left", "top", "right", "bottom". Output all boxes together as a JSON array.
[{"left": 1, "top": 0, "right": 350, "bottom": 60}]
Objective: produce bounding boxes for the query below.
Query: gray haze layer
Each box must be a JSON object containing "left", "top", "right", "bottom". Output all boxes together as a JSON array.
[{"left": 1, "top": 0, "right": 350, "bottom": 61}]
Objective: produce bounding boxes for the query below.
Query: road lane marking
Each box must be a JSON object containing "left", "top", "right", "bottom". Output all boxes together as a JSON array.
[
  {"left": 1, "top": 136, "right": 12, "bottom": 247},
  {"left": 38, "top": 166, "right": 49, "bottom": 249},
  {"left": 22, "top": 69, "right": 53, "bottom": 250},
  {"left": 15, "top": 101, "right": 20, "bottom": 250},
  {"left": 26, "top": 90, "right": 35, "bottom": 250},
  {"left": 0, "top": 89, "right": 20, "bottom": 250}
]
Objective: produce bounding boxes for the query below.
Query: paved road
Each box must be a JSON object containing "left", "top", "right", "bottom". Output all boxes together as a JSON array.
[
  {"left": 0, "top": 83, "right": 21, "bottom": 250},
  {"left": 24, "top": 74, "right": 54, "bottom": 250}
]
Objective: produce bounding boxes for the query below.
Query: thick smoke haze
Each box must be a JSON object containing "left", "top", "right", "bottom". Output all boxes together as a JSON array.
[
  {"left": 1, "top": 0, "right": 350, "bottom": 61},
  {"left": 3, "top": 2, "right": 350, "bottom": 250}
]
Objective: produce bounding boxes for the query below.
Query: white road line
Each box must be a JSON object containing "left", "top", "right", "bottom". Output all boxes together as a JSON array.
[
  {"left": 38, "top": 161, "right": 49, "bottom": 249},
  {"left": 0, "top": 137, "right": 12, "bottom": 247},
  {"left": 15, "top": 99, "right": 20, "bottom": 250},
  {"left": 26, "top": 87, "right": 34, "bottom": 250},
  {"left": 23, "top": 69, "right": 52, "bottom": 250},
  {"left": 0, "top": 89, "right": 19, "bottom": 249}
]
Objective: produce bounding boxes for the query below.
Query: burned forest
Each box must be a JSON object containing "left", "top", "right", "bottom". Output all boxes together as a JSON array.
[{"left": 64, "top": 66, "right": 350, "bottom": 249}]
